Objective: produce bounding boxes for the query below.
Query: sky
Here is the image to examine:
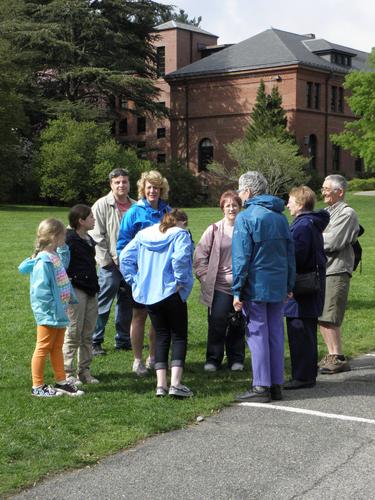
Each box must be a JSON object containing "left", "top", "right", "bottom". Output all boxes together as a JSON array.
[{"left": 157, "top": 0, "right": 375, "bottom": 53}]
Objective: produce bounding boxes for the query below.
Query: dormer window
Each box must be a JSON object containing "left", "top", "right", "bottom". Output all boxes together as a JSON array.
[{"left": 331, "top": 52, "right": 352, "bottom": 67}]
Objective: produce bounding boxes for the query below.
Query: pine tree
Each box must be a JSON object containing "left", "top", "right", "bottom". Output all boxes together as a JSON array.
[
  {"left": 0, "top": 0, "right": 171, "bottom": 128},
  {"left": 245, "top": 80, "right": 292, "bottom": 144}
]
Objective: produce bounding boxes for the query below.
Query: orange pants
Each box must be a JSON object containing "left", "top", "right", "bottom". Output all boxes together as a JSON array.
[{"left": 31, "top": 325, "right": 66, "bottom": 387}]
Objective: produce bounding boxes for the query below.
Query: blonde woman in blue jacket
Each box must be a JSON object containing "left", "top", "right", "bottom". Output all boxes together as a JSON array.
[
  {"left": 19, "top": 218, "right": 83, "bottom": 398},
  {"left": 120, "top": 209, "right": 194, "bottom": 398}
]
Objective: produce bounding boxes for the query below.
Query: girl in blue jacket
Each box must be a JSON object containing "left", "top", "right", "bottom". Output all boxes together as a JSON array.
[
  {"left": 19, "top": 218, "right": 83, "bottom": 398},
  {"left": 120, "top": 209, "right": 194, "bottom": 398}
]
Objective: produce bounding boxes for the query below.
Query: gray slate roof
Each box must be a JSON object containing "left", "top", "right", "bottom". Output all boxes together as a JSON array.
[
  {"left": 166, "top": 28, "right": 370, "bottom": 80},
  {"left": 154, "top": 20, "right": 217, "bottom": 38}
]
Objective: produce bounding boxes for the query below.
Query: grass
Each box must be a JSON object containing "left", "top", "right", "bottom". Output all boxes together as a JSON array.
[{"left": 0, "top": 194, "right": 374, "bottom": 496}]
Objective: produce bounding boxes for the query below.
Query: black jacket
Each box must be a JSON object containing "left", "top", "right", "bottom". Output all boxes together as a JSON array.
[{"left": 66, "top": 229, "right": 99, "bottom": 296}]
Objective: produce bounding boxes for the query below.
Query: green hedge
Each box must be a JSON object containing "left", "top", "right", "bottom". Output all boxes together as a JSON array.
[{"left": 348, "top": 178, "right": 375, "bottom": 191}]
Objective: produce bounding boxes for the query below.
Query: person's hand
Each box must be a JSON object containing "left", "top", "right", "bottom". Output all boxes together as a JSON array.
[
  {"left": 285, "top": 291, "right": 293, "bottom": 302},
  {"left": 233, "top": 297, "right": 243, "bottom": 312}
]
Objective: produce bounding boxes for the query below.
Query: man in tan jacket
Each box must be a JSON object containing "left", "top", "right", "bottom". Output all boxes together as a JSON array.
[
  {"left": 90, "top": 168, "right": 136, "bottom": 355},
  {"left": 318, "top": 174, "right": 359, "bottom": 374}
]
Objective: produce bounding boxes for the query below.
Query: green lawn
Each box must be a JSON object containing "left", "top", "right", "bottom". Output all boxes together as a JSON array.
[{"left": 0, "top": 195, "right": 374, "bottom": 496}]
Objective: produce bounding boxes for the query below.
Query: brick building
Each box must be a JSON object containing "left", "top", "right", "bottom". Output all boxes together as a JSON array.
[{"left": 115, "top": 21, "right": 369, "bottom": 178}]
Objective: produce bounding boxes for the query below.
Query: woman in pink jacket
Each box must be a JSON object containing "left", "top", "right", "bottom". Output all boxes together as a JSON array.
[{"left": 193, "top": 191, "right": 245, "bottom": 372}]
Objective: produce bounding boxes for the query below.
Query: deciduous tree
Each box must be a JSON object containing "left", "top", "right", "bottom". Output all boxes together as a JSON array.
[{"left": 331, "top": 50, "right": 375, "bottom": 171}]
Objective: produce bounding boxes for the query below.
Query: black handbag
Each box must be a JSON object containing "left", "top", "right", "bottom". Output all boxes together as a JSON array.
[
  {"left": 227, "top": 310, "right": 246, "bottom": 336},
  {"left": 293, "top": 219, "right": 321, "bottom": 296},
  {"left": 293, "top": 268, "right": 320, "bottom": 295}
]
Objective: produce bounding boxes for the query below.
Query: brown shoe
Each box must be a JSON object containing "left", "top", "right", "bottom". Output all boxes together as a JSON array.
[
  {"left": 319, "top": 355, "right": 351, "bottom": 374},
  {"left": 318, "top": 354, "right": 330, "bottom": 368}
]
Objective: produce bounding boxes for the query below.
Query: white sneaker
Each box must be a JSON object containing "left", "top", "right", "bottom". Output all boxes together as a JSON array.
[
  {"left": 230, "top": 363, "right": 244, "bottom": 372},
  {"left": 204, "top": 363, "right": 217, "bottom": 372},
  {"left": 66, "top": 376, "right": 83, "bottom": 386},
  {"left": 132, "top": 359, "right": 148, "bottom": 377},
  {"left": 145, "top": 356, "right": 155, "bottom": 370}
]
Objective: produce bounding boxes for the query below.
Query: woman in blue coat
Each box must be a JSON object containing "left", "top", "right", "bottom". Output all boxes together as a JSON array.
[
  {"left": 284, "top": 186, "right": 330, "bottom": 389},
  {"left": 117, "top": 170, "right": 171, "bottom": 376}
]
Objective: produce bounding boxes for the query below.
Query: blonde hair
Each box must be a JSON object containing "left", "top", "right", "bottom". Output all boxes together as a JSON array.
[
  {"left": 32, "top": 218, "right": 66, "bottom": 257},
  {"left": 137, "top": 170, "right": 169, "bottom": 200},
  {"left": 159, "top": 209, "right": 188, "bottom": 233},
  {"left": 289, "top": 185, "right": 316, "bottom": 211}
]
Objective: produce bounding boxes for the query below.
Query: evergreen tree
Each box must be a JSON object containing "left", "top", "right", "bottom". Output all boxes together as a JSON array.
[
  {"left": 0, "top": 0, "right": 171, "bottom": 128},
  {"left": 159, "top": 8, "right": 202, "bottom": 27},
  {"left": 245, "top": 80, "right": 292, "bottom": 144}
]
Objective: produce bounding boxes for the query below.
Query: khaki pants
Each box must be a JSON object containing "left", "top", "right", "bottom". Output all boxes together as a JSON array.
[{"left": 63, "top": 288, "right": 98, "bottom": 378}]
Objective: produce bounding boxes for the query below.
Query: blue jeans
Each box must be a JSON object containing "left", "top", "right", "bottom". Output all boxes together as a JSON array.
[
  {"left": 92, "top": 265, "right": 132, "bottom": 348},
  {"left": 207, "top": 290, "right": 245, "bottom": 368}
]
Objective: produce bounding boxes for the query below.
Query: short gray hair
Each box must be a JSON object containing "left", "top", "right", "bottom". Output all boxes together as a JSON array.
[
  {"left": 238, "top": 171, "right": 268, "bottom": 197},
  {"left": 325, "top": 174, "right": 348, "bottom": 192}
]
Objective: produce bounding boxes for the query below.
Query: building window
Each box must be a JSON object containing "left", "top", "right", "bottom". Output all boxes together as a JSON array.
[
  {"left": 338, "top": 87, "right": 344, "bottom": 113},
  {"left": 355, "top": 158, "right": 363, "bottom": 173},
  {"left": 157, "top": 153, "right": 166, "bottom": 163},
  {"left": 119, "top": 96, "right": 127, "bottom": 110},
  {"left": 198, "top": 138, "right": 213, "bottom": 171},
  {"left": 308, "top": 135, "right": 317, "bottom": 169},
  {"left": 137, "top": 117, "right": 146, "bottom": 134},
  {"left": 306, "top": 82, "right": 320, "bottom": 109},
  {"left": 306, "top": 82, "right": 313, "bottom": 108},
  {"left": 119, "top": 119, "right": 127, "bottom": 135},
  {"left": 156, "top": 46, "right": 165, "bottom": 77},
  {"left": 314, "top": 83, "right": 320, "bottom": 109},
  {"left": 331, "top": 86, "right": 337, "bottom": 112},
  {"left": 332, "top": 145, "right": 341, "bottom": 171},
  {"left": 157, "top": 127, "right": 166, "bottom": 138}
]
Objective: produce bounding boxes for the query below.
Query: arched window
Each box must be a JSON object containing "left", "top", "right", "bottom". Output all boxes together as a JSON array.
[
  {"left": 308, "top": 134, "right": 317, "bottom": 169},
  {"left": 198, "top": 138, "right": 213, "bottom": 171}
]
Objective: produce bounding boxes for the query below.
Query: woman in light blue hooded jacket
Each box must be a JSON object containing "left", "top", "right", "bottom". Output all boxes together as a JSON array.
[{"left": 120, "top": 209, "right": 194, "bottom": 398}]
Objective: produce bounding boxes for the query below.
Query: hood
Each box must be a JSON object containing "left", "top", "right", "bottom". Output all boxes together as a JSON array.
[
  {"left": 137, "top": 198, "right": 169, "bottom": 212},
  {"left": 18, "top": 251, "right": 53, "bottom": 274},
  {"left": 136, "top": 224, "right": 186, "bottom": 252},
  {"left": 245, "top": 194, "right": 285, "bottom": 213},
  {"left": 294, "top": 210, "right": 330, "bottom": 232}
]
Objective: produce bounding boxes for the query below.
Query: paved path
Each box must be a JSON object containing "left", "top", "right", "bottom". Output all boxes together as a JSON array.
[
  {"left": 13, "top": 353, "right": 375, "bottom": 500},
  {"left": 354, "top": 190, "right": 375, "bottom": 196}
]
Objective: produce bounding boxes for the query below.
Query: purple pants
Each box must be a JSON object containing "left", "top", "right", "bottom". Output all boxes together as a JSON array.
[{"left": 242, "top": 301, "right": 284, "bottom": 387}]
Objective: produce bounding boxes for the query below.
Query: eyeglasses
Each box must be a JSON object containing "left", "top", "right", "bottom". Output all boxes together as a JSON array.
[{"left": 321, "top": 188, "right": 335, "bottom": 194}]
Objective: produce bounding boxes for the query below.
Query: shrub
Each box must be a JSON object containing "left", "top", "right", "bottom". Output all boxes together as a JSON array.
[{"left": 348, "top": 178, "right": 375, "bottom": 191}]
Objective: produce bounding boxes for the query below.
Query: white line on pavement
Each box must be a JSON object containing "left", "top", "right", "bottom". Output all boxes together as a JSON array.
[{"left": 239, "top": 403, "right": 375, "bottom": 425}]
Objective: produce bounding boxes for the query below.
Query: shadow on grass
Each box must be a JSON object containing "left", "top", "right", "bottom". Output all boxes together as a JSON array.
[
  {"left": 0, "top": 205, "right": 67, "bottom": 213},
  {"left": 346, "top": 298, "right": 374, "bottom": 311}
]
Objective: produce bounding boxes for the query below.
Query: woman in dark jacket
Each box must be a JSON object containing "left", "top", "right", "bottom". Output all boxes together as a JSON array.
[{"left": 284, "top": 186, "right": 330, "bottom": 389}]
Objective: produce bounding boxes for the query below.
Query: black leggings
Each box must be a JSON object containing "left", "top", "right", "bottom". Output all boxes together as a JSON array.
[{"left": 147, "top": 293, "right": 188, "bottom": 370}]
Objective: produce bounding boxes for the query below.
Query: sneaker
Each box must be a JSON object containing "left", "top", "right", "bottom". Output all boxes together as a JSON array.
[
  {"left": 92, "top": 344, "right": 106, "bottom": 356},
  {"left": 145, "top": 357, "right": 155, "bottom": 370},
  {"left": 318, "top": 354, "right": 330, "bottom": 368},
  {"left": 78, "top": 374, "right": 99, "bottom": 384},
  {"left": 55, "top": 381, "right": 84, "bottom": 397},
  {"left": 236, "top": 386, "right": 271, "bottom": 403},
  {"left": 66, "top": 375, "right": 83, "bottom": 386},
  {"left": 32, "top": 384, "right": 63, "bottom": 398},
  {"left": 169, "top": 385, "right": 194, "bottom": 398},
  {"left": 230, "top": 363, "right": 244, "bottom": 372},
  {"left": 319, "top": 355, "right": 351, "bottom": 375},
  {"left": 115, "top": 344, "right": 132, "bottom": 351},
  {"left": 132, "top": 359, "right": 148, "bottom": 377},
  {"left": 204, "top": 363, "right": 217, "bottom": 372},
  {"left": 155, "top": 386, "right": 168, "bottom": 397}
]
